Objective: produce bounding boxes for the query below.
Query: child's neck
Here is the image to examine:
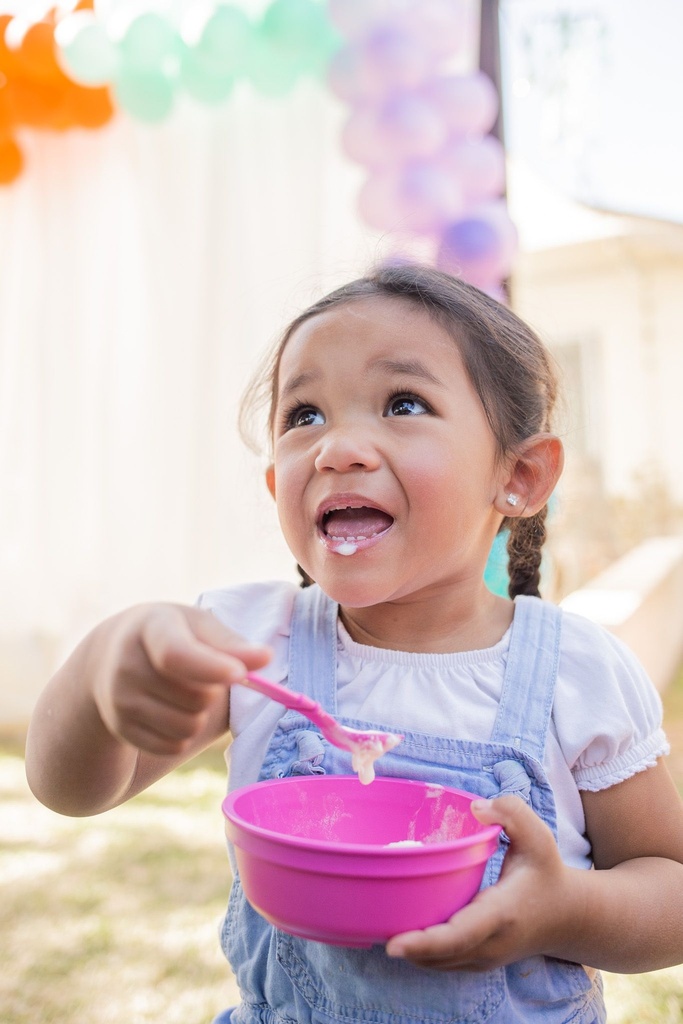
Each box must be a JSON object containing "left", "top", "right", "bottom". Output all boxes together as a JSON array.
[{"left": 338, "top": 587, "right": 515, "bottom": 654}]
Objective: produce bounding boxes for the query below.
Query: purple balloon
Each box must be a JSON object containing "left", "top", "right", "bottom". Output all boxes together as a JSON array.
[
  {"left": 436, "top": 202, "right": 517, "bottom": 288},
  {"left": 480, "top": 283, "right": 508, "bottom": 303},
  {"left": 328, "top": 29, "right": 430, "bottom": 103},
  {"left": 440, "top": 217, "right": 499, "bottom": 260},
  {"left": 342, "top": 93, "right": 447, "bottom": 167},
  {"left": 400, "top": 161, "right": 464, "bottom": 229},
  {"left": 478, "top": 199, "right": 518, "bottom": 260},
  {"left": 328, "top": 45, "right": 377, "bottom": 102},
  {"left": 358, "top": 161, "right": 464, "bottom": 233},
  {"left": 439, "top": 135, "right": 506, "bottom": 202},
  {"left": 327, "top": 27, "right": 430, "bottom": 103},
  {"left": 378, "top": 92, "right": 448, "bottom": 161},
  {"left": 423, "top": 71, "right": 499, "bottom": 137},
  {"left": 393, "top": 0, "right": 472, "bottom": 60},
  {"left": 362, "top": 25, "right": 431, "bottom": 94}
]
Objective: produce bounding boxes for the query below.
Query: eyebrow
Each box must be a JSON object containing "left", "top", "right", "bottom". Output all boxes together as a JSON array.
[
  {"left": 278, "top": 369, "right": 322, "bottom": 400},
  {"left": 369, "top": 358, "right": 446, "bottom": 388}
]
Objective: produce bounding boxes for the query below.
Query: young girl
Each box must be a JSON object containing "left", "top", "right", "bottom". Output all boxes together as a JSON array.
[{"left": 26, "top": 264, "right": 683, "bottom": 1024}]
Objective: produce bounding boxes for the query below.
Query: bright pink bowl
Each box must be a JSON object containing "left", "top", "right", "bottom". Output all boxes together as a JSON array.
[{"left": 222, "top": 775, "right": 501, "bottom": 947}]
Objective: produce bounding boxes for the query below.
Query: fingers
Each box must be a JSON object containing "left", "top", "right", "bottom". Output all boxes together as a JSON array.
[
  {"left": 141, "top": 605, "right": 271, "bottom": 688},
  {"left": 110, "top": 705, "right": 212, "bottom": 756},
  {"left": 96, "top": 603, "right": 273, "bottom": 757}
]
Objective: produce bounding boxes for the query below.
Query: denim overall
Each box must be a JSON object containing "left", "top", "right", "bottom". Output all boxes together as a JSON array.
[{"left": 214, "top": 587, "right": 606, "bottom": 1024}]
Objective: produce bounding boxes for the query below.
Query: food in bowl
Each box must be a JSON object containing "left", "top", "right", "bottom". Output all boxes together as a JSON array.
[{"left": 222, "top": 775, "right": 501, "bottom": 947}]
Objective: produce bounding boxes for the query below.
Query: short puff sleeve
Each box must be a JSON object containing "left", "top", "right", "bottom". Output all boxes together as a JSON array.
[{"left": 554, "top": 610, "right": 670, "bottom": 793}]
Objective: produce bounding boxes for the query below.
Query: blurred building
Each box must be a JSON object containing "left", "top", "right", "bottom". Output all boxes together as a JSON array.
[{"left": 508, "top": 159, "right": 683, "bottom": 686}]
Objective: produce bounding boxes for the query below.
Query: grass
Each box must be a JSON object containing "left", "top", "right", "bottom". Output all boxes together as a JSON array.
[
  {"left": 2, "top": 667, "right": 683, "bottom": 1024},
  {"left": 0, "top": 742, "right": 237, "bottom": 1024}
]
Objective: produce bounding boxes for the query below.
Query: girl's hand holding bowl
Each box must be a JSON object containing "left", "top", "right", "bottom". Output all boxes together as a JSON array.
[{"left": 386, "top": 795, "right": 575, "bottom": 971}]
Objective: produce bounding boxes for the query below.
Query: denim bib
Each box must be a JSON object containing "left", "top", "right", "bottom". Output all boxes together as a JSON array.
[{"left": 217, "top": 588, "right": 606, "bottom": 1024}]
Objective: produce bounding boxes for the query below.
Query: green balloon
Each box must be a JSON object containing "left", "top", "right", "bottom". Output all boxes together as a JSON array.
[
  {"left": 180, "top": 47, "right": 235, "bottom": 104},
  {"left": 119, "top": 13, "right": 183, "bottom": 74},
  {"left": 114, "top": 68, "right": 175, "bottom": 122},
  {"left": 247, "top": 35, "right": 301, "bottom": 96},
  {"left": 260, "top": 0, "right": 341, "bottom": 79},
  {"left": 261, "top": 0, "right": 326, "bottom": 51},
  {"left": 294, "top": 20, "right": 341, "bottom": 78},
  {"left": 55, "top": 12, "right": 120, "bottom": 86},
  {"left": 196, "top": 5, "right": 254, "bottom": 78}
]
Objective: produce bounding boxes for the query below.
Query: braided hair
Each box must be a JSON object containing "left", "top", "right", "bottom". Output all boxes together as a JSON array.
[{"left": 241, "top": 263, "right": 559, "bottom": 600}]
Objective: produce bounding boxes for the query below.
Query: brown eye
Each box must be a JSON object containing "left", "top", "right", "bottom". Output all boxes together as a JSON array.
[
  {"left": 385, "top": 393, "right": 430, "bottom": 417},
  {"left": 287, "top": 406, "right": 324, "bottom": 429}
]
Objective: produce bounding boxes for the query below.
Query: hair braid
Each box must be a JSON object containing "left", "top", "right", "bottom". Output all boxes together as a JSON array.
[{"left": 506, "top": 505, "right": 548, "bottom": 599}]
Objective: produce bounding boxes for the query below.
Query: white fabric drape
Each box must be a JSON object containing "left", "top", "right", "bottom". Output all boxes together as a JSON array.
[{"left": 0, "top": 77, "right": 384, "bottom": 707}]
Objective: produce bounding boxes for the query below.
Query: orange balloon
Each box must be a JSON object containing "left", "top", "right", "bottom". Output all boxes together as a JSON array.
[
  {"left": 54, "top": 0, "right": 95, "bottom": 14},
  {"left": 68, "top": 85, "right": 115, "bottom": 129},
  {"left": 7, "top": 76, "right": 65, "bottom": 128},
  {"left": 47, "top": 90, "right": 79, "bottom": 131},
  {"left": 0, "top": 135, "right": 23, "bottom": 184},
  {"left": 13, "top": 19, "right": 69, "bottom": 85},
  {"left": 1, "top": 16, "right": 115, "bottom": 134},
  {"left": 0, "top": 84, "right": 16, "bottom": 138}
]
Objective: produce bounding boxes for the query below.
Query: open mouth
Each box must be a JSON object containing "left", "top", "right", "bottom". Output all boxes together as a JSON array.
[{"left": 318, "top": 504, "right": 394, "bottom": 554}]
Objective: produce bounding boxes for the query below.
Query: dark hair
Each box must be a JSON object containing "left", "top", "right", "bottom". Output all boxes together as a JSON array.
[{"left": 240, "top": 263, "right": 559, "bottom": 600}]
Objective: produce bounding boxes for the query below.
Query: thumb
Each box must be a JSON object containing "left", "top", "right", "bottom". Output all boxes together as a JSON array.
[{"left": 470, "top": 795, "right": 553, "bottom": 858}]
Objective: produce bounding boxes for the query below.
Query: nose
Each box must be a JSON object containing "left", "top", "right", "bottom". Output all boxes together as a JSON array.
[{"left": 314, "top": 423, "right": 381, "bottom": 474}]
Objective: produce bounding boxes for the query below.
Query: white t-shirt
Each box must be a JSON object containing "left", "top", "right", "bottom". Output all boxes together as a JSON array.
[{"left": 199, "top": 580, "right": 669, "bottom": 871}]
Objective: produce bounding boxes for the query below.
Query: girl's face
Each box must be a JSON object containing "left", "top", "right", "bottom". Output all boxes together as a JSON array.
[{"left": 268, "top": 295, "right": 510, "bottom": 609}]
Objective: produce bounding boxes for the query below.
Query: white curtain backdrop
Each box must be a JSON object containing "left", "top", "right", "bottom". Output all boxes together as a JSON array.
[{"left": 0, "top": 68, "right": 389, "bottom": 717}]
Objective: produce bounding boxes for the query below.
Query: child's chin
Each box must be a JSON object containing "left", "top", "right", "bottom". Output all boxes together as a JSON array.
[{"left": 317, "top": 573, "right": 393, "bottom": 609}]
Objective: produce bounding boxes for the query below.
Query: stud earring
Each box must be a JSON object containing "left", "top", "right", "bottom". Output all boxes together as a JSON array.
[{"left": 506, "top": 493, "right": 519, "bottom": 507}]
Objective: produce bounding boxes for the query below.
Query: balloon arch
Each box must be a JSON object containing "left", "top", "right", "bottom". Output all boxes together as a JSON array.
[{"left": 0, "top": 0, "right": 516, "bottom": 293}]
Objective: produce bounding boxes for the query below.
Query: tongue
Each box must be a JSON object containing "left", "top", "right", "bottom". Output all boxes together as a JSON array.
[{"left": 324, "top": 507, "right": 393, "bottom": 539}]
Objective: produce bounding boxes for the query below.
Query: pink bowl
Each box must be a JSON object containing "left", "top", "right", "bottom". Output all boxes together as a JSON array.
[{"left": 222, "top": 775, "right": 501, "bottom": 947}]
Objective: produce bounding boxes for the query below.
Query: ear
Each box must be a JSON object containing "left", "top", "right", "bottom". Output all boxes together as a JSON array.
[
  {"left": 265, "top": 464, "right": 276, "bottom": 500},
  {"left": 494, "top": 434, "right": 564, "bottom": 517}
]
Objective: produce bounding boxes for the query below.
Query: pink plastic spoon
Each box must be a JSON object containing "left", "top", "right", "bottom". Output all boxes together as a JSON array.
[{"left": 242, "top": 672, "right": 403, "bottom": 784}]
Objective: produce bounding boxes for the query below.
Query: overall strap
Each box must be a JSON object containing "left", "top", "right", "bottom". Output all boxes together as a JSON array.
[
  {"left": 288, "top": 584, "right": 339, "bottom": 709},
  {"left": 489, "top": 595, "right": 563, "bottom": 762}
]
